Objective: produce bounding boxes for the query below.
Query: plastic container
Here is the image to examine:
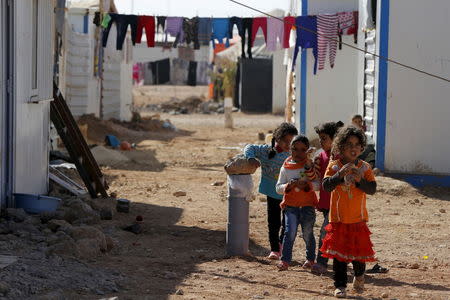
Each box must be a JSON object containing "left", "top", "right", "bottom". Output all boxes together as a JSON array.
[{"left": 14, "top": 193, "right": 61, "bottom": 214}]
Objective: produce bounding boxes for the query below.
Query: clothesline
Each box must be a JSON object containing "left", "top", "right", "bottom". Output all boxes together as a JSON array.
[
  {"left": 228, "top": 0, "right": 450, "bottom": 83},
  {"left": 100, "top": 12, "right": 359, "bottom": 74}
]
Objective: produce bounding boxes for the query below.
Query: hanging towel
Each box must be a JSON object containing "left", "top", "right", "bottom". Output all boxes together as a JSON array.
[
  {"left": 338, "top": 11, "right": 358, "bottom": 49},
  {"left": 183, "top": 17, "right": 200, "bottom": 49},
  {"left": 241, "top": 18, "right": 253, "bottom": 58},
  {"left": 266, "top": 17, "right": 284, "bottom": 51},
  {"left": 187, "top": 61, "right": 198, "bottom": 86},
  {"left": 196, "top": 61, "right": 210, "bottom": 85},
  {"left": 317, "top": 14, "right": 338, "bottom": 70},
  {"left": 171, "top": 58, "right": 189, "bottom": 84},
  {"left": 283, "top": 16, "right": 296, "bottom": 48},
  {"left": 151, "top": 58, "right": 171, "bottom": 84},
  {"left": 362, "top": 0, "right": 375, "bottom": 31},
  {"left": 198, "top": 18, "right": 212, "bottom": 46},
  {"left": 136, "top": 16, "right": 155, "bottom": 47},
  {"left": 102, "top": 14, "right": 138, "bottom": 50},
  {"left": 165, "top": 17, "right": 184, "bottom": 48},
  {"left": 292, "top": 16, "right": 318, "bottom": 74},
  {"left": 251, "top": 17, "right": 268, "bottom": 47},
  {"left": 211, "top": 18, "right": 230, "bottom": 48}
]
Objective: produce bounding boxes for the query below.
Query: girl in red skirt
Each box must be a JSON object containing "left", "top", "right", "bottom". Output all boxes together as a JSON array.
[{"left": 321, "top": 125, "right": 377, "bottom": 298}]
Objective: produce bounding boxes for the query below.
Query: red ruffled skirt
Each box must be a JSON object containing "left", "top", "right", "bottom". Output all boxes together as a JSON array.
[{"left": 320, "top": 222, "right": 376, "bottom": 263}]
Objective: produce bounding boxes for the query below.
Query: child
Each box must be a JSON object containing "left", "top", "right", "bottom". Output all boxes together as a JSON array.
[
  {"left": 275, "top": 135, "right": 319, "bottom": 270},
  {"left": 351, "top": 114, "right": 364, "bottom": 130},
  {"left": 311, "top": 121, "right": 344, "bottom": 274},
  {"left": 320, "top": 125, "right": 377, "bottom": 298},
  {"left": 244, "top": 123, "right": 298, "bottom": 260}
]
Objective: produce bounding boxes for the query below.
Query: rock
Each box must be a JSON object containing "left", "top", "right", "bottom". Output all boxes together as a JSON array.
[
  {"left": 0, "top": 223, "right": 12, "bottom": 235},
  {"left": 259, "top": 197, "right": 267, "bottom": 202},
  {"left": 70, "top": 226, "right": 107, "bottom": 252},
  {"left": 393, "top": 212, "right": 400, "bottom": 216},
  {"left": 105, "top": 235, "right": 115, "bottom": 251},
  {"left": 62, "top": 199, "right": 100, "bottom": 224},
  {"left": 381, "top": 292, "right": 389, "bottom": 298},
  {"left": 211, "top": 181, "right": 225, "bottom": 186},
  {"left": 47, "top": 219, "right": 72, "bottom": 232},
  {"left": 187, "top": 198, "right": 193, "bottom": 202},
  {"left": 439, "top": 208, "right": 446, "bottom": 213},
  {"left": 46, "top": 239, "right": 79, "bottom": 257},
  {"left": 99, "top": 207, "right": 113, "bottom": 220},
  {"left": 410, "top": 263, "right": 420, "bottom": 269},
  {"left": 253, "top": 296, "right": 264, "bottom": 299},
  {"left": 122, "top": 223, "right": 142, "bottom": 235},
  {"left": 258, "top": 132, "right": 265, "bottom": 141},
  {"left": 175, "top": 289, "right": 184, "bottom": 295},
  {"left": 0, "top": 282, "right": 10, "bottom": 295},
  {"left": 173, "top": 191, "right": 187, "bottom": 197},
  {"left": 263, "top": 291, "right": 270, "bottom": 296},
  {"left": 6, "top": 208, "right": 28, "bottom": 223},
  {"left": 408, "top": 292, "right": 419, "bottom": 297},
  {"left": 76, "top": 238, "right": 102, "bottom": 259}
]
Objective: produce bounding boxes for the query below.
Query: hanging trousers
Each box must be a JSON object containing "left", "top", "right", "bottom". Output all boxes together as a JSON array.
[
  {"left": 136, "top": 16, "right": 155, "bottom": 47},
  {"left": 102, "top": 13, "right": 138, "bottom": 50},
  {"left": 251, "top": 17, "right": 268, "bottom": 47},
  {"left": 317, "top": 14, "right": 339, "bottom": 70},
  {"left": 241, "top": 18, "right": 253, "bottom": 58}
]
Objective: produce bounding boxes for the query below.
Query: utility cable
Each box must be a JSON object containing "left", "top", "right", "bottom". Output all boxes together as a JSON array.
[{"left": 228, "top": 0, "right": 450, "bottom": 83}]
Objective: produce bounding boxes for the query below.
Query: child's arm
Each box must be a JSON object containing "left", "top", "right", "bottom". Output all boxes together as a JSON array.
[
  {"left": 276, "top": 166, "right": 289, "bottom": 195},
  {"left": 243, "top": 144, "right": 266, "bottom": 160},
  {"left": 354, "top": 164, "right": 377, "bottom": 195}
]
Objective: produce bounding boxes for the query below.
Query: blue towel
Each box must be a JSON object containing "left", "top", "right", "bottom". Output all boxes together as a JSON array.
[{"left": 198, "top": 18, "right": 212, "bottom": 46}]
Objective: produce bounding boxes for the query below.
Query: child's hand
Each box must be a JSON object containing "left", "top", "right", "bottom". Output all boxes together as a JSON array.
[
  {"left": 296, "top": 180, "right": 309, "bottom": 190},
  {"left": 350, "top": 168, "right": 362, "bottom": 183},
  {"left": 304, "top": 158, "right": 314, "bottom": 170},
  {"left": 285, "top": 179, "right": 297, "bottom": 193},
  {"left": 248, "top": 158, "right": 261, "bottom": 168},
  {"left": 280, "top": 200, "right": 287, "bottom": 209},
  {"left": 338, "top": 163, "right": 355, "bottom": 178}
]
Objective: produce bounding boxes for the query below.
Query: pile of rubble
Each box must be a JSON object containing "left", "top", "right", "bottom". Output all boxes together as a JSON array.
[
  {"left": 145, "top": 96, "right": 224, "bottom": 115},
  {"left": 0, "top": 195, "right": 125, "bottom": 298}
]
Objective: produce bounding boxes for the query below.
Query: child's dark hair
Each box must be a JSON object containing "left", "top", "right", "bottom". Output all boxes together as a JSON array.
[
  {"left": 268, "top": 122, "right": 298, "bottom": 159},
  {"left": 314, "top": 121, "right": 344, "bottom": 139},
  {"left": 332, "top": 125, "right": 367, "bottom": 156},
  {"left": 291, "top": 135, "right": 310, "bottom": 148},
  {"left": 351, "top": 114, "right": 363, "bottom": 121}
]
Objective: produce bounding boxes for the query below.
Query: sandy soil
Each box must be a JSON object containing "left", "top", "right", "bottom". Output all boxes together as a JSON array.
[{"left": 91, "top": 113, "right": 449, "bottom": 300}]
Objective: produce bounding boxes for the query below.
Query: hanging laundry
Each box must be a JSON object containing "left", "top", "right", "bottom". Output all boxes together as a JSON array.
[
  {"left": 241, "top": 18, "right": 253, "bottom": 58},
  {"left": 156, "top": 16, "right": 167, "bottom": 42},
  {"left": 211, "top": 18, "right": 230, "bottom": 48},
  {"left": 102, "top": 14, "right": 138, "bottom": 50},
  {"left": 133, "top": 63, "right": 144, "bottom": 85},
  {"left": 171, "top": 58, "right": 189, "bottom": 84},
  {"left": 251, "top": 17, "right": 268, "bottom": 47},
  {"left": 151, "top": 58, "right": 171, "bottom": 84},
  {"left": 178, "top": 46, "right": 195, "bottom": 61},
  {"left": 266, "top": 17, "right": 284, "bottom": 51},
  {"left": 196, "top": 61, "right": 210, "bottom": 85},
  {"left": 183, "top": 17, "right": 200, "bottom": 50},
  {"left": 143, "top": 63, "right": 153, "bottom": 85},
  {"left": 198, "top": 18, "right": 212, "bottom": 46},
  {"left": 165, "top": 17, "right": 184, "bottom": 48},
  {"left": 338, "top": 11, "right": 358, "bottom": 49},
  {"left": 136, "top": 16, "right": 155, "bottom": 47},
  {"left": 93, "top": 11, "right": 101, "bottom": 27},
  {"left": 101, "top": 13, "right": 111, "bottom": 28},
  {"left": 229, "top": 17, "right": 244, "bottom": 38},
  {"left": 187, "top": 61, "right": 198, "bottom": 86},
  {"left": 317, "top": 14, "right": 338, "bottom": 70},
  {"left": 292, "top": 16, "right": 318, "bottom": 74},
  {"left": 283, "top": 16, "right": 296, "bottom": 48}
]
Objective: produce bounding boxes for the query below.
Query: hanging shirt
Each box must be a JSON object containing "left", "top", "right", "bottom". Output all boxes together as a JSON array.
[
  {"left": 165, "top": 17, "right": 184, "bottom": 48},
  {"left": 266, "top": 17, "right": 284, "bottom": 51},
  {"left": 292, "top": 16, "right": 318, "bottom": 74},
  {"left": 211, "top": 18, "right": 230, "bottom": 48}
]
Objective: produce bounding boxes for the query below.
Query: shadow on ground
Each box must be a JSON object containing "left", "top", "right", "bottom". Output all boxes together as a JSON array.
[{"left": 94, "top": 202, "right": 268, "bottom": 299}]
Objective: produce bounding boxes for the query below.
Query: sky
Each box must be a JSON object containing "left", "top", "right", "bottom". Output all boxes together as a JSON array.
[{"left": 114, "top": 0, "right": 293, "bottom": 17}]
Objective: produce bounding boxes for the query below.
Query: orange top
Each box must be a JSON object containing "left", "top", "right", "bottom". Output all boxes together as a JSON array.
[
  {"left": 281, "top": 158, "right": 318, "bottom": 208},
  {"left": 324, "top": 159, "right": 375, "bottom": 223}
]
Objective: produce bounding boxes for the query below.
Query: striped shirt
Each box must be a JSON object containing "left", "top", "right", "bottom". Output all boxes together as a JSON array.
[{"left": 244, "top": 144, "right": 290, "bottom": 200}]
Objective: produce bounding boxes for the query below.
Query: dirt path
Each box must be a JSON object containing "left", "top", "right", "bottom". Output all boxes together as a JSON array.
[{"left": 94, "top": 113, "right": 450, "bottom": 300}]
